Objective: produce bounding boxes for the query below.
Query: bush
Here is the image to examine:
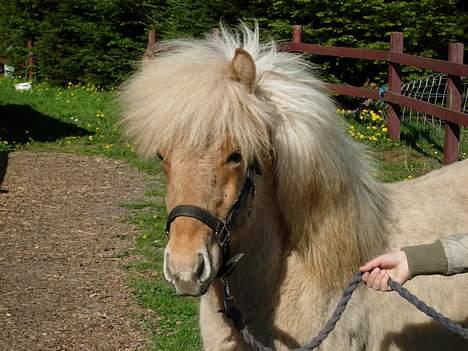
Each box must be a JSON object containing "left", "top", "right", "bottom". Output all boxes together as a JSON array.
[
  {"left": 0, "top": 0, "right": 151, "bottom": 86},
  {"left": 0, "top": 0, "right": 465, "bottom": 86}
]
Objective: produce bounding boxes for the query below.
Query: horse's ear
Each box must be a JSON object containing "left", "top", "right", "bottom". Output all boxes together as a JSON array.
[{"left": 230, "top": 48, "right": 256, "bottom": 93}]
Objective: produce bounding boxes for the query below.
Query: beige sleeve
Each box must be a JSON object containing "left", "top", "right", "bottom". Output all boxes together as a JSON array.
[{"left": 439, "top": 233, "right": 468, "bottom": 275}]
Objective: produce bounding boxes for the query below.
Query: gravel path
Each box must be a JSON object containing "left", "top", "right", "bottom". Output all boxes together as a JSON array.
[{"left": 0, "top": 152, "right": 148, "bottom": 351}]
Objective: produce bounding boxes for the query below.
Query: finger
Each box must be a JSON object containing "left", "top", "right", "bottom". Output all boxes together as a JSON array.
[
  {"left": 362, "top": 272, "right": 370, "bottom": 283},
  {"left": 378, "top": 271, "right": 389, "bottom": 291},
  {"left": 367, "top": 268, "right": 380, "bottom": 289},
  {"left": 371, "top": 269, "right": 384, "bottom": 290}
]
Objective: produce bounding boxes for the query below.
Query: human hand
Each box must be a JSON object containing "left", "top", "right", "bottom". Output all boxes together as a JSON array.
[{"left": 359, "top": 251, "right": 410, "bottom": 291}]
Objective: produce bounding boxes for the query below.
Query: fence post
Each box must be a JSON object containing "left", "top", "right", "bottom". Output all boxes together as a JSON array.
[
  {"left": 144, "top": 30, "right": 156, "bottom": 59},
  {"left": 387, "top": 32, "right": 403, "bottom": 141},
  {"left": 443, "top": 43, "right": 463, "bottom": 165},
  {"left": 27, "top": 39, "right": 33, "bottom": 79},
  {"left": 292, "top": 25, "right": 302, "bottom": 44},
  {"left": 147, "top": 30, "right": 156, "bottom": 51}
]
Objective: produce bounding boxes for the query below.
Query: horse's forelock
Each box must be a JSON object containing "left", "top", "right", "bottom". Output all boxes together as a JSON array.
[{"left": 120, "top": 25, "right": 387, "bottom": 286}]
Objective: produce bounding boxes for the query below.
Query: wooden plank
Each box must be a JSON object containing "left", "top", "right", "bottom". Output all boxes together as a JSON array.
[
  {"left": 388, "top": 52, "right": 468, "bottom": 77},
  {"left": 292, "top": 25, "right": 302, "bottom": 44},
  {"left": 384, "top": 91, "right": 468, "bottom": 127},
  {"left": 387, "top": 32, "right": 403, "bottom": 141},
  {"left": 282, "top": 43, "right": 468, "bottom": 77},
  {"left": 326, "top": 83, "right": 380, "bottom": 100},
  {"left": 27, "top": 39, "right": 33, "bottom": 79},
  {"left": 284, "top": 42, "right": 388, "bottom": 61},
  {"left": 444, "top": 43, "right": 464, "bottom": 164}
]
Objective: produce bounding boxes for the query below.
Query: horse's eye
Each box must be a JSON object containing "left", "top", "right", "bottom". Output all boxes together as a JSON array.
[
  {"left": 157, "top": 152, "right": 164, "bottom": 161},
  {"left": 227, "top": 151, "right": 242, "bottom": 164}
]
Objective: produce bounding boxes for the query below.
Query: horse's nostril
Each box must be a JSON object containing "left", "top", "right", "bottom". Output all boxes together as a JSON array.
[{"left": 195, "top": 253, "right": 205, "bottom": 279}]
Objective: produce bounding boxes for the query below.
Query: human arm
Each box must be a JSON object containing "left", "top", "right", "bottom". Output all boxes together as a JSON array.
[{"left": 360, "top": 233, "right": 468, "bottom": 291}]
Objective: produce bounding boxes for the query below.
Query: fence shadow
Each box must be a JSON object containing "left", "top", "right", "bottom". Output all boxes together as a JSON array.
[
  {"left": 0, "top": 103, "right": 91, "bottom": 144},
  {"left": 400, "top": 122, "right": 444, "bottom": 161},
  {"left": 0, "top": 104, "right": 92, "bottom": 191},
  {"left": 0, "top": 151, "right": 8, "bottom": 192}
]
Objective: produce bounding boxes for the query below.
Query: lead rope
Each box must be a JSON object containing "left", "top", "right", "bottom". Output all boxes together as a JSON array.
[{"left": 225, "top": 272, "right": 468, "bottom": 351}]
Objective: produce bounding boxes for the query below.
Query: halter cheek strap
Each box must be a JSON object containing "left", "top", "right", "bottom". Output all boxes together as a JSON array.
[{"left": 165, "top": 160, "right": 261, "bottom": 278}]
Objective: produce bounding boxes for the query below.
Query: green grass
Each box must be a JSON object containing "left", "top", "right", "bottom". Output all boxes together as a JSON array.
[
  {"left": 0, "top": 76, "right": 200, "bottom": 350},
  {"left": 124, "top": 186, "right": 201, "bottom": 350},
  {"left": 1, "top": 76, "right": 467, "bottom": 350}
]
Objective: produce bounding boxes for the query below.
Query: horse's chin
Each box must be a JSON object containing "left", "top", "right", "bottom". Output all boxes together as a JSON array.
[{"left": 172, "top": 279, "right": 211, "bottom": 297}]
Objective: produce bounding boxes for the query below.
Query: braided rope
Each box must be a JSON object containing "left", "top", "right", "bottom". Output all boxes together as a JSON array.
[
  {"left": 388, "top": 278, "right": 468, "bottom": 339},
  {"left": 298, "top": 272, "right": 362, "bottom": 350},
  {"left": 234, "top": 272, "right": 468, "bottom": 350}
]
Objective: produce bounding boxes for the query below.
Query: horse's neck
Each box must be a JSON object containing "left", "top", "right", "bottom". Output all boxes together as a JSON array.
[
  {"left": 228, "top": 176, "right": 285, "bottom": 311},
  {"left": 290, "top": 177, "right": 390, "bottom": 290},
  {"left": 230, "top": 172, "right": 389, "bottom": 303}
]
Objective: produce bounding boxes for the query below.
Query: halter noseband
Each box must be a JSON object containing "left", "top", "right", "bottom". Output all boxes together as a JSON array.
[{"left": 165, "top": 160, "right": 261, "bottom": 278}]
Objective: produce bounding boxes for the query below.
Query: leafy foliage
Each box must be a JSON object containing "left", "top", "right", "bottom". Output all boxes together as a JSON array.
[
  {"left": 0, "top": 0, "right": 465, "bottom": 86},
  {"left": 0, "top": 0, "right": 152, "bottom": 86}
]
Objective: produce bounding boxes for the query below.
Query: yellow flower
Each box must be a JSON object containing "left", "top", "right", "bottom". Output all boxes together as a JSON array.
[
  {"left": 382, "top": 127, "right": 388, "bottom": 132},
  {"left": 88, "top": 136, "right": 94, "bottom": 141}
]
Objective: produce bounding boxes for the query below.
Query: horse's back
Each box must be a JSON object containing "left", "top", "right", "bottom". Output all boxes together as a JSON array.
[
  {"left": 368, "top": 159, "right": 468, "bottom": 350},
  {"left": 365, "top": 274, "right": 468, "bottom": 350},
  {"left": 387, "top": 158, "right": 468, "bottom": 247}
]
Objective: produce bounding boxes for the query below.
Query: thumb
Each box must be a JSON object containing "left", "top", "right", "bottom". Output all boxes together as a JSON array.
[{"left": 359, "top": 256, "right": 385, "bottom": 272}]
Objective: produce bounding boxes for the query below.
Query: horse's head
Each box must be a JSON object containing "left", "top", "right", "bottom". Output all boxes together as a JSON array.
[
  {"left": 161, "top": 49, "right": 262, "bottom": 296},
  {"left": 121, "top": 26, "right": 367, "bottom": 295}
]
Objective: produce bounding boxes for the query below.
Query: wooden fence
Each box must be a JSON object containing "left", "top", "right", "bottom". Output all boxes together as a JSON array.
[
  {"left": 283, "top": 25, "right": 467, "bottom": 164},
  {"left": 0, "top": 39, "right": 34, "bottom": 79}
]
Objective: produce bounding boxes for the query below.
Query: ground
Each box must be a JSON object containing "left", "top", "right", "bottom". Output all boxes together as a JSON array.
[{"left": 0, "top": 151, "right": 148, "bottom": 351}]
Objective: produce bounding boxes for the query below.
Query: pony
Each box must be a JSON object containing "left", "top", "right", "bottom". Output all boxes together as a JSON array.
[{"left": 120, "top": 25, "right": 468, "bottom": 350}]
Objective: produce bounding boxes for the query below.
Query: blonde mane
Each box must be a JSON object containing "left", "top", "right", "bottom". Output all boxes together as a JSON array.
[{"left": 120, "top": 25, "right": 388, "bottom": 289}]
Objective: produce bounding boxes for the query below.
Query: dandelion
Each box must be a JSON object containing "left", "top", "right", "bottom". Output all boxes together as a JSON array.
[{"left": 88, "top": 135, "right": 94, "bottom": 141}]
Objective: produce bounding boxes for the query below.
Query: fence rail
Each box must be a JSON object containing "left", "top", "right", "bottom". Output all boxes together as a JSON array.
[{"left": 283, "top": 25, "right": 467, "bottom": 164}]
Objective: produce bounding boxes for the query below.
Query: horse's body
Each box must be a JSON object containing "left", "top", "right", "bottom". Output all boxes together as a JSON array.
[{"left": 121, "top": 26, "right": 468, "bottom": 350}]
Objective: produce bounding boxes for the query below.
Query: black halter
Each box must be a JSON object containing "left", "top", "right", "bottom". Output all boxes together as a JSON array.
[{"left": 165, "top": 160, "right": 261, "bottom": 278}]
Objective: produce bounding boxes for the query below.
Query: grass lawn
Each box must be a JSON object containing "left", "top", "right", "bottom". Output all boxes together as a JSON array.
[{"left": 1, "top": 77, "right": 467, "bottom": 350}]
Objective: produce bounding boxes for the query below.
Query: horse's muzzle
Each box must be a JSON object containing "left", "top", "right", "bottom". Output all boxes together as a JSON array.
[{"left": 163, "top": 249, "right": 214, "bottom": 296}]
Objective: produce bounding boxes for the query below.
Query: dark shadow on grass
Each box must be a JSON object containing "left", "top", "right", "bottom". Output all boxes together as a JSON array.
[
  {"left": 0, "top": 151, "right": 8, "bottom": 192},
  {"left": 0, "top": 103, "right": 91, "bottom": 144},
  {"left": 400, "top": 122, "right": 444, "bottom": 161}
]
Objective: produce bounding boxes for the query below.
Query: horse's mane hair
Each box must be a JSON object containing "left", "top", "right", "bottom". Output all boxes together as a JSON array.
[{"left": 120, "top": 25, "right": 388, "bottom": 289}]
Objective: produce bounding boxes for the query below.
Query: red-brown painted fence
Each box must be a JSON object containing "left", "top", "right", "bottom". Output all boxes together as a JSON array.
[
  {"left": 283, "top": 25, "right": 467, "bottom": 164},
  {"left": 1, "top": 40, "right": 34, "bottom": 78}
]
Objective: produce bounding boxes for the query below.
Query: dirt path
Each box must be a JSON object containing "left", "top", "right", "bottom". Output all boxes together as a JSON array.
[{"left": 0, "top": 152, "right": 148, "bottom": 351}]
